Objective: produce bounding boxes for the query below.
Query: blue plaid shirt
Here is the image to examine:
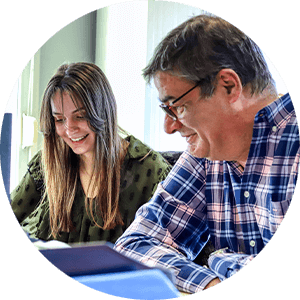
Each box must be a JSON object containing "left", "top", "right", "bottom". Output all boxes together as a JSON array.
[{"left": 115, "top": 93, "right": 299, "bottom": 293}]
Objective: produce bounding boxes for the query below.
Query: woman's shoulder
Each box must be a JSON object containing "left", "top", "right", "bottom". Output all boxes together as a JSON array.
[
  {"left": 125, "top": 135, "right": 169, "bottom": 165},
  {"left": 125, "top": 135, "right": 152, "bottom": 158},
  {"left": 122, "top": 135, "right": 173, "bottom": 186},
  {"left": 27, "top": 150, "right": 42, "bottom": 167},
  {"left": 27, "top": 150, "right": 43, "bottom": 182}
]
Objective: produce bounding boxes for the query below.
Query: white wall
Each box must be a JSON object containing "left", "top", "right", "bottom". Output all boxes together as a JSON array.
[
  {"left": 95, "top": 1, "right": 148, "bottom": 142},
  {"left": 264, "top": 54, "right": 288, "bottom": 94}
]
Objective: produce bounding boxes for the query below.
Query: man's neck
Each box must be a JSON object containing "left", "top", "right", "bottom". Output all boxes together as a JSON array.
[{"left": 235, "top": 89, "right": 280, "bottom": 169}]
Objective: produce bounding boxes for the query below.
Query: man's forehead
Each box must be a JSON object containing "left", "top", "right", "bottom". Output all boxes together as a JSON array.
[
  {"left": 154, "top": 71, "right": 195, "bottom": 102},
  {"left": 154, "top": 71, "right": 175, "bottom": 84},
  {"left": 153, "top": 72, "right": 176, "bottom": 103},
  {"left": 154, "top": 71, "right": 192, "bottom": 86}
]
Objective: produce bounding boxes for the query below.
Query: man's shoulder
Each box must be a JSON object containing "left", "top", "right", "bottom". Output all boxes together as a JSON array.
[{"left": 161, "top": 152, "right": 209, "bottom": 199}]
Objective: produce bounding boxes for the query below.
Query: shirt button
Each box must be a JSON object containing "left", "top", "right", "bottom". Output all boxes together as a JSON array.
[
  {"left": 250, "top": 240, "right": 256, "bottom": 247},
  {"left": 244, "top": 191, "right": 250, "bottom": 198},
  {"left": 272, "top": 126, "right": 277, "bottom": 132}
]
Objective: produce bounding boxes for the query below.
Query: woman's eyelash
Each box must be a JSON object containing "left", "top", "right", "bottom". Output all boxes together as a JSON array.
[{"left": 54, "top": 114, "right": 85, "bottom": 122}]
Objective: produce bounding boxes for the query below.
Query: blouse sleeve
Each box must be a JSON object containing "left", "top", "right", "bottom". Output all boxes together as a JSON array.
[{"left": 10, "top": 152, "right": 44, "bottom": 223}]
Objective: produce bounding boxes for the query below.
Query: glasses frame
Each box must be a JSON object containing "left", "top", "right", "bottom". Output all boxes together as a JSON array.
[{"left": 159, "top": 82, "right": 200, "bottom": 121}]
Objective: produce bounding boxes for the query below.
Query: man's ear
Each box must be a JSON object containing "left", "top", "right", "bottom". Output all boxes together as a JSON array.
[{"left": 217, "top": 69, "right": 242, "bottom": 103}]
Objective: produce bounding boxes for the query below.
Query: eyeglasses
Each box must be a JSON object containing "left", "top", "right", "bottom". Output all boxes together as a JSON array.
[{"left": 159, "top": 82, "right": 200, "bottom": 121}]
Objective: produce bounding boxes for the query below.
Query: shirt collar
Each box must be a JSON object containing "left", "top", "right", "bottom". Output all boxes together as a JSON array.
[{"left": 254, "top": 93, "right": 294, "bottom": 127}]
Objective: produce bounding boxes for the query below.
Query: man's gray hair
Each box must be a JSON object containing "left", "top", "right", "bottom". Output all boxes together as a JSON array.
[{"left": 143, "top": 14, "right": 275, "bottom": 97}]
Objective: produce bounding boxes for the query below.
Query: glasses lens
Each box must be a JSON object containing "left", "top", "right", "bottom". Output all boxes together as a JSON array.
[{"left": 160, "top": 105, "right": 177, "bottom": 120}]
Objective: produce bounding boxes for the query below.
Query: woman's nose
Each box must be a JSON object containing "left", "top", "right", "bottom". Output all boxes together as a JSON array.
[
  {"left": 64, "top": 119, "right": 78, "bottom": 136},
  {"left": 163, "top": 114, "right": 183, "bottom": 134}
]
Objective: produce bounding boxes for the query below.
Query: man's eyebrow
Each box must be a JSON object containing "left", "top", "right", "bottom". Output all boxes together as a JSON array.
[
  {"left": 159, "top": 95, "right": 176, "bottom": 104},
  {"left": 52, "top": 107, "right": 86, "bottom": 115}
]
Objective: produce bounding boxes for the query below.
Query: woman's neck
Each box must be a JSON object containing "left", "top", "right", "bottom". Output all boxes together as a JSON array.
[{"left": 79, "top": 152, "right": 95, "bottom": 176}]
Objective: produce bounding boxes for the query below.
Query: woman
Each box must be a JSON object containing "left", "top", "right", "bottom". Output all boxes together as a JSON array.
[{"left": 11, "top": 62, "right": 172, "bottom": 244}]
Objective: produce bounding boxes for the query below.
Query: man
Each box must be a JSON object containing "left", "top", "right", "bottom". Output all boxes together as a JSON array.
[{"left": 115, "top": 14, "right": 299, "bottom": 293}]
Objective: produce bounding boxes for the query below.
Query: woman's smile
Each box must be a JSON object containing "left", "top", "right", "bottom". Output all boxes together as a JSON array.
[
  {"left": 51, "top": 92, "right": 96, "bottom": 159},
  {"left": 69, "top": 134, "right": 89, "bottom": 142}
]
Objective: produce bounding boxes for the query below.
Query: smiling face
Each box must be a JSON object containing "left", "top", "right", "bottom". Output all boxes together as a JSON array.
[
  {"left": 155, "top": 72, "right": 214, "bottom": 159},
  {"left": 155, "top": 71, "right": 252, "bottom": 163},
  {"left": 51, "top": 91, "right": 96, "bottom": 160}
]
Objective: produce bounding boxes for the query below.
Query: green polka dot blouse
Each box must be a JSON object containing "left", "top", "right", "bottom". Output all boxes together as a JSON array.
[{"left": 10, "top": 135, "right": 172, "bottom": 244}]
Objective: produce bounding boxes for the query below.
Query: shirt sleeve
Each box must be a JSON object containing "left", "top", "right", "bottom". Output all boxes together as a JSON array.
[
  {"left": 207, "top": 248, "right": 255, "bottom": 280},
  {"left": 115, "top": 183, "right": 219, "bottom": 293}
]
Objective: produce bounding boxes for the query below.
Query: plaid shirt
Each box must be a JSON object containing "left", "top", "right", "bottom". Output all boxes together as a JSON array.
[{"left": 115, "top": 93, "right": 299, "bottom": 293}]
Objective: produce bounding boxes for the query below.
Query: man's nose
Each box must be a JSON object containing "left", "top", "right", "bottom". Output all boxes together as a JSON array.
[{"left": 163, "top": 114, "right": 183, "bottom": 134}]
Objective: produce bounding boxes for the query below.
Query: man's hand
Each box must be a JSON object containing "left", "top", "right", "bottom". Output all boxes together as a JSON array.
[{"left": 204, "top": 278, "right": 221, "bottom": 290}]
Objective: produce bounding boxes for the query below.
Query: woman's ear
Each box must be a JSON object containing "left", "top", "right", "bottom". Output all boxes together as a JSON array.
[{"left": 217, "top": 69, "right": 242, "bottom": 103}]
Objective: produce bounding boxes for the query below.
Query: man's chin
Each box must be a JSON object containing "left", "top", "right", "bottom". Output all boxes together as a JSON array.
[
  {"left": 187, "top": 144, "right": 206, "bottom": 158},
  {"left": 187, "top": 145, "right": 225, "bottom": 162}
]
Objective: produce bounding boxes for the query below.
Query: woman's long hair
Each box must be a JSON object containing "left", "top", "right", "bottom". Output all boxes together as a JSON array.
[{"left": 39, "top": 62, "right": 125, "bottom": 238}]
